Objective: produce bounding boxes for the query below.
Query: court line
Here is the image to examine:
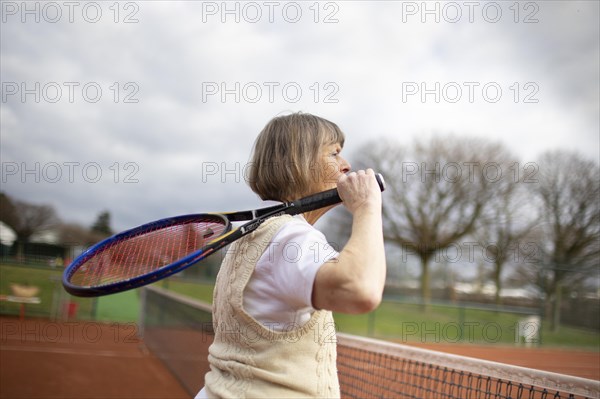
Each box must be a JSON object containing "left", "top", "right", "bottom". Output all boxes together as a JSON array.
[{"left": 0, "top": 344, "right": 148, "bottom": 358}]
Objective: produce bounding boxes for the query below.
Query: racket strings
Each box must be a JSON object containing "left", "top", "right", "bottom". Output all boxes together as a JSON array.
[{"left": 69, "top": 218, "right": 228, "bottom": 287}]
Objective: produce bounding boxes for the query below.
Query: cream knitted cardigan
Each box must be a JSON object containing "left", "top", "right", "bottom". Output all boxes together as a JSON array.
[{"left": 204, "top": 215, "right": 340, "bottom": 399}]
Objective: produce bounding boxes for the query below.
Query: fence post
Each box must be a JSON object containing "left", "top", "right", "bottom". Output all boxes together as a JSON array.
[
  {"left": 138, "top": 287, "right": 146, "bottom": 339},
  {"left": 368, "top": 310, "right": 376, "bottom": 337}
]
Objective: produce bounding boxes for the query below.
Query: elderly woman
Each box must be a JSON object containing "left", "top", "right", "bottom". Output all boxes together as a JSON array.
[{"left": 197, "top": 113, "right": 386, "bottom": 398}]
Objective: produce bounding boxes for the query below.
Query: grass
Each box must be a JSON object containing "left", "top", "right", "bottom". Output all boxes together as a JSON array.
[
  {"left": 0, "top": 262, "right": 85, "bottom": 318},
  {"left": 2, "top": 262, "right": 598, "bottom": 350},
  {"left": 333, "top": 302, "right": 600, "bottom": 349},
  {"left": 155, "top": 278, "right": 214, "bottom": 303},
  {"left": 0, "top": 262, "right": 139, "bottom": 322},
  {"left": 162, "top": 278, "right": 599, "bottom": 350},
  {"left": 95, "top": 290, "right": 140, "bottom": 322},
  {"left": 538, "top": 323, "right": 600, "bottom": 348}
]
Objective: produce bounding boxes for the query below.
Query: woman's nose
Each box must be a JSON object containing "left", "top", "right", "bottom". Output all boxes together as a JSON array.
[{"left": 340, "top": 157, "right": 351, "bottom": 174}]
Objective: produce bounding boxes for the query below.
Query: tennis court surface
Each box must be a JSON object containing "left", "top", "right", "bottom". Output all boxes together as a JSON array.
[
  {"left": 1, "top": 286, "right": 599, "bottom": 399},
  {"left": 0, "top": 316, "right": 190, "bottom": 399}
]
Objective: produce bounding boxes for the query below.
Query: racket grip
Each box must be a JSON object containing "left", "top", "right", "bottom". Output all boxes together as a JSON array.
[
  {"left": 292, "top": 172, "right": 386, "bottom": 214},
  {"left": 374, "top": 173, "right": 386, "bottom": 192}
]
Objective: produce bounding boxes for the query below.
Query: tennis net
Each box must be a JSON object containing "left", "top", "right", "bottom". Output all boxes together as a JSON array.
[{"left": 140, "top": 286, "right": 599, "bottom": 399}]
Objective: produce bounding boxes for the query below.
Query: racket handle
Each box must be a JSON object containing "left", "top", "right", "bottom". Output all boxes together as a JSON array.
[
  {"left": 292, "top": 172, "right": 386, "bottom": 214},
  {"left": 374, "top": 173, "right": 386, "bottom": 192}
]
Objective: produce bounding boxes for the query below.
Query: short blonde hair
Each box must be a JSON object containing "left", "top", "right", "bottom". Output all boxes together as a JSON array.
[{"left": 248, "top": 113, "right": 345, "bottom": 201}]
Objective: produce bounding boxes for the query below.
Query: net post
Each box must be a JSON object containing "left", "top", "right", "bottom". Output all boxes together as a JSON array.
[{"left": 138, "top": 287, "right": 147, "bottom": 339}]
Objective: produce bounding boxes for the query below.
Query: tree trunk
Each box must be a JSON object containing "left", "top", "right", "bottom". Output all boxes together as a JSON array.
[
  {"left": 493, "top": 260, "right": 502, "bottom": 305},
  {"left": 551, "top": 282, "right": 562, "bottom": 332},
  {"left": 16, "top": 240, "right": 25, "bottom": 262},
  {"left": 420, "top": 254, "right": 431, "bottom": 311}
]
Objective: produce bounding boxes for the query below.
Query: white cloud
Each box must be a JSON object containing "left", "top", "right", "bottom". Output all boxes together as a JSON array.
[{"left": 1, "top": 0, "right": 598, "bottom": 232}]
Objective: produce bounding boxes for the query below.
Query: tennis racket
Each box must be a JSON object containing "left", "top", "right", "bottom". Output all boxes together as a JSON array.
[{"left": 63, "top": 173, "right": 386, "bottom": 297}]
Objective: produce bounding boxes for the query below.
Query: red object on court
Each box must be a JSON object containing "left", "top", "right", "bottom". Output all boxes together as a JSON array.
[{"left": 64, "top": 301, "right": 78, "bottom": 319}]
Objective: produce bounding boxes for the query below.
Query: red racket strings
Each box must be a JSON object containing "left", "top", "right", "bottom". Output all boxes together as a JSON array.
[{"left": 69, "top": 219, "right": 227, "bottom": 288}]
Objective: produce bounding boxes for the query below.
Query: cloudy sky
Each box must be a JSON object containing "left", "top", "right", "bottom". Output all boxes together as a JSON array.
[{"left": 1, "top": 0, "right": 599, "bottom": 232}]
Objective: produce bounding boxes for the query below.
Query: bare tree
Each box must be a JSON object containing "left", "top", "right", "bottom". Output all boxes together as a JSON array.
[
  {"left": 58, "top": 223, "right": 104, "bottom": 247},
  {"left": 0, "top": 193, "right": 19, "bottom": 230},
  {"left": 473, "top": 159, "right": 540, "bottom": 305},
  {"left": 526, "top": 151, "right": 600, "bottom": 331},
  {"left": 350, "top": 135, "right": 507, "bottom": 308}
]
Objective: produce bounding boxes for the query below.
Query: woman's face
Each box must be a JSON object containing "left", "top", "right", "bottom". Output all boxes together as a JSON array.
[{"left": 313, "top": 142, "right": 351, "bottom": 193}]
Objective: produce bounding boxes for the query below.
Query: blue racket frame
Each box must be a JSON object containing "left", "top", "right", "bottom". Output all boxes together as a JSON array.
[{"left": 62, "top": 213, "right": 231, "bottom": 297}]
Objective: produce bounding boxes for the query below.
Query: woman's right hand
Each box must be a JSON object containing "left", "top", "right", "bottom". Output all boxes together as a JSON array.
[{"left": 337, "top": 169, "right": 382, "bottom": 215}]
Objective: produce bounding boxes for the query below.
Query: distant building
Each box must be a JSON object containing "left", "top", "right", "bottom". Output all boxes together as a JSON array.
[
  {"left": 0, "top": 222, "right": 67, "bottom": 265},
  {"left": 0, "top": 221, "right": 17, "bottom": 256}
]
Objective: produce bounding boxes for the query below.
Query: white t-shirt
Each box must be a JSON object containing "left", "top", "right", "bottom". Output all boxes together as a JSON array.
[
  {"left": 195, "top": 215, "right": 338, "bottom": 399},
  {"left": 243, "top": 214, "right": 339, "bottom": 331}
]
